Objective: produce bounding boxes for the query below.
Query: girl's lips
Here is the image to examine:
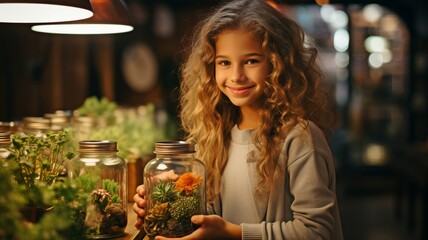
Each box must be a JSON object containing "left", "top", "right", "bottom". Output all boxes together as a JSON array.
[{"left": 228, "top": 86, "right": 254, "bottom": 96}]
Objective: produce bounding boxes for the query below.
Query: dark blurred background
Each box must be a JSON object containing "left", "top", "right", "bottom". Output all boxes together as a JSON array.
[{"left": 0, "top": 0, "right": 427, "bottom": 239}]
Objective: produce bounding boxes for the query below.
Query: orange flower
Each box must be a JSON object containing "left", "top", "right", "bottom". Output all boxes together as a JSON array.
[{"left": 175, "top": 172, "right": 202, "bottom": 195}]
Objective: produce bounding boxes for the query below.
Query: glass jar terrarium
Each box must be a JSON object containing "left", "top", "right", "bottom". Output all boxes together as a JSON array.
[
  {"left": 68, "top": 140, "right": 128, "bottom": 239},
  {"left": 144, "top": 141, "right": 206, "bottom": 238}
]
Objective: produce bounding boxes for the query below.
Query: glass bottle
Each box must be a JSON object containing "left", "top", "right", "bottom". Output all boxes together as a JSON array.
[
  {"left": 68, "top": 140, "right": 128, "bottom": 239},
  {"left": 143, "top": 141, "right": 206, "bottom": 238}
]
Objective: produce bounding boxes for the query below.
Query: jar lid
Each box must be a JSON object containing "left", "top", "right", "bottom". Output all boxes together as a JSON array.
[
  {"left": 0, "top": 131, "right": 11, "bottom": 144},
  {"left": 0, "top": 121, "right": 22, "bottom": 133},
  {"left": 79, "top": 140, "right": 118, "bottom": 153},
  {"left": 23, "top": 117, "right": 51, "bottom": 130},
  {"left": 0, "top": 122, "right": 13, "bottom": 131},
  {"left": 154, "top": 141, "right": 195, "bottom": 154},
  {"left": 44, "top": 113, "right": 70, "bottom": 124}
]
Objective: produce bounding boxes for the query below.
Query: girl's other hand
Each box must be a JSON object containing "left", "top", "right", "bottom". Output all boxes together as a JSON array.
[
  {"left": 154, "top": 169, "right": 179, "bottom": 182},
  {"left": 133, "top": 171, "right": 179, "bottom": 228},
  {"left": 133, "top": 184, "right": 146, "bottom": 228},
  {"left": 154, "top": 215, "right": 241, "bottom": 240}
]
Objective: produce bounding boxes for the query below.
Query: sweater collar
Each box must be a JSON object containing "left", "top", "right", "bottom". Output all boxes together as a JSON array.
[{"left": 231, "top": 125, "right": 255, "bottom": 145}]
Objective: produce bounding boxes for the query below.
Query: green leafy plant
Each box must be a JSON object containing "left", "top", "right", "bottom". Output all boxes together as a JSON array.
[
  {"left": 76, "top": 96, "right": 117, "bottom": 118},
  {"left": 88, "top": 103, "right": 170, "bottom": 161},
  {"left": 0, "top": 163, "right": 89, "bottom": 240},
  {"left": 0, "top": 162, "right": 26, "bottom": 239},
  {"left": 0, "top": 128, "right": 95, "bottom": 239},
  {"left": 73, "top": 172, "right": 99, "bottom": 193},
  {"left": 102, "top": 179, "right": 122, "bottom": 203},
  {"left": 5, "top": 129, "right": 75, "bottom": 207}
]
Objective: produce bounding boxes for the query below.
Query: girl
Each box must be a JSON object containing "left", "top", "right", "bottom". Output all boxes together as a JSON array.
[{"left": 134, "top": 0, "right": 343, "bottom": 239}]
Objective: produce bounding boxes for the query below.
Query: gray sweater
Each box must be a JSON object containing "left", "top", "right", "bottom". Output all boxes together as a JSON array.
[{"left": 209, "top": 121, "right": 343, "bottom": 240}]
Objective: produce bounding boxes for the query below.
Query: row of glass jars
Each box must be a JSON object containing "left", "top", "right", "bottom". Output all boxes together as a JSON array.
[
  {"left": 1, "top": 110, "right": 206, "bottom": 239},
  {"left": 0, "top": 129, "right": 129, "bottom": 239},
  {"left": 0, "top": 110, "right": 110, "bottom": 137}
]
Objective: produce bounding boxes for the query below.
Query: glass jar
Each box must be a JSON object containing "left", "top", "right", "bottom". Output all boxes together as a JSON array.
[
  {"left": 143, "top": 141, "right": 206, "bottom": 238},
  {"left": 44, "top": 110, "right": 71, "bottom": 131},
  {"left": 0, "top": 131, "right": 10, "bottom": 159},
  {"left": 68, "top": 140, "right": 128, "bottom": 239},
  {"left": 0, "top": 121, "right": 22, "bottom": 134},
  {"left": 22, "top": 117, "right": 51, "bottom": 136}
]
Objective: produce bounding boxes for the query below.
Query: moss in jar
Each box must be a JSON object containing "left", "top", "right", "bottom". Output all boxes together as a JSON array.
[
  {"left": 85, "top": 179, "right": 127, "bottom": 238},
  {"left": 144, "top": 172, "right": 203, "bottom": 238}
]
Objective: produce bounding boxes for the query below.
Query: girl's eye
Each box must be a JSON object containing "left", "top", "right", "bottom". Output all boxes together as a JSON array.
[
  {"left": 246, "top": 59, "right": 259, "bottom": 64},
  {"left": 217, "top": 60, "right": 230, "bottom": 66}
]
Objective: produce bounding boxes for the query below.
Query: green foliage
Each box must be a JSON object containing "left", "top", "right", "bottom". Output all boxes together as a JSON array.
[
  {"left": 73, "top": 173, "right": 100, "bottom": 194},
  {"left": 5, "top": 129, "right": 75, "bottom": 207},
  {"left": 0, "top": 164, "right": 89, "bottom": 240},
  {"left": 0, "top": 163, "right": 26, "bottom": 239},
  {"left": 18, "top": 179, "right": 89, "bottom": 240},
  {"left": 0, "top": 129, "right": 98, "bottom": 239},
  {"left": 89, "top": 103, "right": 169, "bottom": 160},
  {"left": 76, "top": 96, "right": 117, "bottom": 118},
  {"left": 152, "top": 180, "right": 177, "bottom": 203},
  {"left": 102, "top": 179, "right": 121, "bottom": 203}
]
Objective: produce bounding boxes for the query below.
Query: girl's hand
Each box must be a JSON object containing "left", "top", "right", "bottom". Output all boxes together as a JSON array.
[
  {"left": 133, "top": 171, "right": 179, "bottom": 228},
  {"left": 132, "top": 184, "right": 146, "bottom": 228},
  {"left": 155, "top": 215, "right": 242, "bottom": 240}
]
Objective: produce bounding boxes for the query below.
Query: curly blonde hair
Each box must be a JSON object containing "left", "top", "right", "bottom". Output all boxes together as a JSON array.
[{"left": 179, "top": 0, "right": 332, "bottom": 203}]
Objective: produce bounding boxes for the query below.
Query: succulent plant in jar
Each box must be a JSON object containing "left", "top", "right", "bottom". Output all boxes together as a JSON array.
[{"left": 144, "top": 141, "right": 206, "bottom": 238}]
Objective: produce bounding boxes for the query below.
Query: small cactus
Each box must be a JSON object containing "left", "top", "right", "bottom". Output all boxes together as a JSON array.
[{"left": 144, "top": 202, "right": 169, "bottom": 237}]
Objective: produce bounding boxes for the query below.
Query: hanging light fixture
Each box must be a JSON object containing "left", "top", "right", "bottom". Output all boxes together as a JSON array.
[
  {"left": 31, "top": 0, "right": 133, "bottom": 35},
  {"left": 0, "top": 0, "right": 93, "bottom": 23}
]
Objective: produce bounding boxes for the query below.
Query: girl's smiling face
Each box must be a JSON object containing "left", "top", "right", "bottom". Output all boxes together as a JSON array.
[{"left": 215, "top": 28, "right": 268, "bottom": 111}]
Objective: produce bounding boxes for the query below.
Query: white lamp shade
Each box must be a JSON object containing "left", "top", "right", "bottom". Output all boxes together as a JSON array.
[
  {"left": 31, "top": 0, "right": 133, "bottom": 35},
  {"left": 0, "top": 0, "right": 93, "bottom": 23}
]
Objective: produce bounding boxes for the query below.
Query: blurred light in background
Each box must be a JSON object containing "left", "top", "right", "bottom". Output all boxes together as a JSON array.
[
  {"left": 334, "top": 29, "right": 350, "bottom": 52},
  {"left": 365, "top": 36, "right": 389, "bottom": 53},
  {"left": 335, "top": 52, "right": 350, "bottom": 69},
  {"left": 362, "top": 4, "right": 383, "bottom": 23},
  {"left": 330, "top": 10, "right": 348, "bottom": 29},
  {"left": 368, "top": 52, "right": 384, "bottom": 68},
  {"left": 363, "top": 144, "right": 388, "bottom": 165}
]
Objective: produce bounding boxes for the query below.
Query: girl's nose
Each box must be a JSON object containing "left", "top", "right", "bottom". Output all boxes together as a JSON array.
[{"left": 230, "top": 65, "right": 246, "bottom": 82}]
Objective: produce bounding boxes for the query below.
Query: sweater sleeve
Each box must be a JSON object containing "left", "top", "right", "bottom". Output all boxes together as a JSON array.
[{"left": 241, "top": 124, "right": 339, "bottom": 240}]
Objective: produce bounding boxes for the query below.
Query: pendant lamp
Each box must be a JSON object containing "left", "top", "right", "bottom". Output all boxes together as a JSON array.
[
  {"left": 0, "top": 0, "right": 93, "bottom": 23},
  {"left": 31, "top": 0, "right": 133, "bottom": 35}
]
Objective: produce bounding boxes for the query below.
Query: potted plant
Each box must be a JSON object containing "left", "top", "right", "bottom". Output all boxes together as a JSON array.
[
  {"left": 0, "top": 129, "right": 93, "bottom": 239},
  {"left": 4, "top": 129, "right": 75, "bottom": 221}
]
